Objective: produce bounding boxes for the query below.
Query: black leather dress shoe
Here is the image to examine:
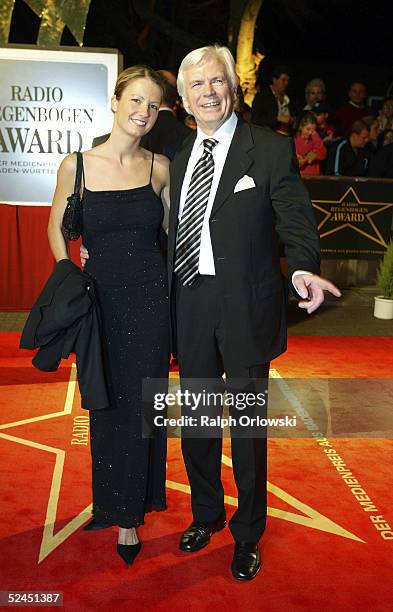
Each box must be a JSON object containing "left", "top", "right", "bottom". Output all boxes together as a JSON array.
[
  {"left": 179, "top": 513, "right": 226, "bottom": 552},
  {"left": 82, "top": 517, "right": 112, "bottom": 531},
  {"left": 231, "top": 542, "right": 261, "bottom": 581}
]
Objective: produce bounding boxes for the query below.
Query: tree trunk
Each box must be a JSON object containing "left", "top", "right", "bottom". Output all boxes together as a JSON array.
[{"left": 235, "top": 0, "right": 264, "bottom": 107}]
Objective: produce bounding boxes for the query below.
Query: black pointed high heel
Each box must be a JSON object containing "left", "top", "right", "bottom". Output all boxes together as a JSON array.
[{"left": 116, "top": 541, "right": 142, "bottom": 566}]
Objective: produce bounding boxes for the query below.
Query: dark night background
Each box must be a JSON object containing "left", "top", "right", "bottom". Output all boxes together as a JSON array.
[{"left": 7, "top": 0, "right": 393, "bottom": 110}]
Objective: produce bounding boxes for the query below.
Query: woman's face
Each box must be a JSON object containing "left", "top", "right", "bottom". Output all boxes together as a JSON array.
[
  {"left": 111, "top": 77, "right": 162, "bottom": 137},
  {"left": 301, "top": 123, "right": 316, "bottom": 138},
  {"left": 383, "top": 99, "right": 393, "bottom": 118}
]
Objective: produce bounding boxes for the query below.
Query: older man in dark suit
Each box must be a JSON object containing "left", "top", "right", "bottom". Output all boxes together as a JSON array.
[{"left": 168, "top": 45, "right": 340, "bottom": 581}]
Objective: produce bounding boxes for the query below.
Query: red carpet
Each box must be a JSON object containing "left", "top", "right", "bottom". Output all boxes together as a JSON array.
[{"left": 1, "top": 333, "right": 393, "bottom": 611}]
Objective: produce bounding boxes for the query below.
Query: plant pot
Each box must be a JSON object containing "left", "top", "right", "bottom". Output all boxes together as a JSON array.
[{"left": 374, "top": 296, "right": 393, "bottom": 320}]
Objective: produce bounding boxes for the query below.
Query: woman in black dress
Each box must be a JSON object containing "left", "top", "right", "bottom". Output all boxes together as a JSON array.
[{"left": 48, "top": 66, "right": 170, "bottom": 566}]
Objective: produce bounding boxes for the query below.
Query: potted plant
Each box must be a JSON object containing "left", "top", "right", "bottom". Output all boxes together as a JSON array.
[{"left": 374, "top": 240, "right": 393, "bottom": 319}]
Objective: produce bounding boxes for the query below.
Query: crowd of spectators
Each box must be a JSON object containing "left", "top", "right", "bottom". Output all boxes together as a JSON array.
[
  {"left": 249, "top": 65, "right": 393, "bottom": 179},
  {"left": 94, "top": 64, "right": 393, "bottom": 181}
]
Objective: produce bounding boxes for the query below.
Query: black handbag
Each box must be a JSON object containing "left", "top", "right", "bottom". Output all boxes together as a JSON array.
[{"left": 61, "top": 151, "right": 84, "bottom": 241}]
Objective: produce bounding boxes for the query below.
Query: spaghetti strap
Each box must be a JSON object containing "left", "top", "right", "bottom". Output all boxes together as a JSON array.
[
  {"left": 149, "top": 152, "right": 154, "bottom": 184},
  {"left": 79, "top": 152, "right": 85, "bottom": 195}
]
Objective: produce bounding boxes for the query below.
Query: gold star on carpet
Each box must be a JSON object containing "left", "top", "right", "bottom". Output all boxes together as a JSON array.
[{"left": 0, "top": 365, "right": 364, "bottom": 565}]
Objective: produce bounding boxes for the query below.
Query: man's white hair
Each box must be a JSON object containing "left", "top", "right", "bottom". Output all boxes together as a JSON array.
[{"left": 177, "top": 44, "right": 238, "bottom": 99}]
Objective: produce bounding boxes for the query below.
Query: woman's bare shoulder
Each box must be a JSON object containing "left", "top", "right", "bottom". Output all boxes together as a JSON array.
[
  {"left": 153, "top": 154, "right": 170, "bottom": 183},
  {"left": 58, "top": 152, "right": 77, "bottom": 177},
  {"left": 154, "top": 153, "right": 170, "bottom": 169}
]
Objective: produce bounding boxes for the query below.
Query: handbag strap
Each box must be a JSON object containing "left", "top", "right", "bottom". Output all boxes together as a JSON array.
[{"left": 73, "top": 151, "right": 85, "bottom": 197}]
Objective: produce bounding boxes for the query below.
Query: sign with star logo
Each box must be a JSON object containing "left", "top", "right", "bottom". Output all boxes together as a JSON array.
[{"left": 304, "top": 177, "right": 393, "bottom": 259}]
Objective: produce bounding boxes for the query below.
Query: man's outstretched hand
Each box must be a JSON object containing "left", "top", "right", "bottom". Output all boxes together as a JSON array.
[
  {"left": 80, "top": 244, "right": 89, "bottom": 268},
  {"left": 293, "top": 273, "right": 341, "bottom": 314}
]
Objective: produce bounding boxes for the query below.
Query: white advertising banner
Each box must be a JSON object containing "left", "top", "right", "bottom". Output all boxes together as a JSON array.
[{"left": 0, "top": 46, "right": 121, "bottom": 205}]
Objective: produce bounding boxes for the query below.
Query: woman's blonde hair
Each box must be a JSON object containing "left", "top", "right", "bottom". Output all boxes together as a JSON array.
[{"left": 114, "top": 65, "right": 165, "bottom": 100}]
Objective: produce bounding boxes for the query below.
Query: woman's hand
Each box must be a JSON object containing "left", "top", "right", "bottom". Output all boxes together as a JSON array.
[{"left": 80, "top": 244, "right": 89, "bottom": 268}]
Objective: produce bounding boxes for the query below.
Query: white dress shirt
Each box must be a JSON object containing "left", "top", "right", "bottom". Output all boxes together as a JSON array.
[
  {"left": 178, "top": 112, "right": 238, "bottom": 274},
  {"left": 177, "top": 112, "right": 312, "bottom": 291}
]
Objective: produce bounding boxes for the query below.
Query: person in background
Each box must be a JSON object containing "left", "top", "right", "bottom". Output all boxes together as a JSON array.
[
  {"left": 378, "top": 128, "right": 393, "bottom": 147},
  {"left": 140, "top": 69, "right": 192, "bottom": 158},
  {"left": 377, "top": 97, "right": 393, "bottom": 132},
  {"left": 335, "top": 81, "right": 372, "bottom": 136},
  {"left": 294, "top": 112, "right": 327, "bottom": 175},
  {"left": 184, "top": 115, "right": 197, "bottom": 129},
  {"left": 326, "top": 119, "right": 370, "bottom": 176},
  {"left": 251, "top": 64, "right": 294, "bottom": 134},
  {"left": 368, "top": 129, "right": 393, "bottom": 178},
  {"left": 362, "top": 115, "right": 381, "bottom": 152},
  {"left": 234, "top": 85, "right": 251, "bottom": 121},
  {"left": 304, "top": 78, "right": 326, "bottom": 110},
  {"left": 311, "top": 103, "right": 338, "bottom": 143}
]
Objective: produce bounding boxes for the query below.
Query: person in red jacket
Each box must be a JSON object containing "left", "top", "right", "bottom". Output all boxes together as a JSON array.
[{"left": 295, "top": 112, "right": 327, "bottom": 175}]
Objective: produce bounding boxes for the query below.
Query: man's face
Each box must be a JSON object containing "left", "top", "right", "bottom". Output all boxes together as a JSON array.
[
  {"left": 272, "top": 74, "right": 289, "bottom": 95},
  {"left": 181, "top": 58, "right": 236, "bottom": 134},
  {"left": 349, "top": 83, "right": 367, "bottom": 105},
  {"left": 308, "top": 86, "right": 323, "bottom": 104},
  {"left": 351, "top": 128, "right": 369, "bottom": 148}
]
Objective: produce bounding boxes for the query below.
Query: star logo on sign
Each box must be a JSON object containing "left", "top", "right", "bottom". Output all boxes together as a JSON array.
[{"left": 312, "top": 186, "right": 393, "bottom": 247}]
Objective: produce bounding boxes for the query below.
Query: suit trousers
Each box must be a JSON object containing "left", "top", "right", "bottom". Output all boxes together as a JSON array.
[{"left": 175, "top": 274, "right": 269, "bottom": 542}]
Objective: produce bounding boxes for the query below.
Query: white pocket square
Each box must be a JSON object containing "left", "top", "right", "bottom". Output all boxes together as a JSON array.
[{"left": 234, "top": 175, "right": 256, "bottom": 193}]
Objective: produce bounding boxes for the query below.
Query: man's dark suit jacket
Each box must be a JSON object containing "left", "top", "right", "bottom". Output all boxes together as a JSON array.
[
  {"left": 251, "top": 87, "right": 294, "bottom": 130},
  {"left": 168, "top": 120, "right": 320, "bottom": 366},
  {"left": 20, "top": 259, "right": 110, "bottom": 411}
]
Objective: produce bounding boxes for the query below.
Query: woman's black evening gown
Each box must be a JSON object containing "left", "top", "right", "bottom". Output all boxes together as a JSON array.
[{"left": 82, "top": 154, "right": 169, "bottom": 528}]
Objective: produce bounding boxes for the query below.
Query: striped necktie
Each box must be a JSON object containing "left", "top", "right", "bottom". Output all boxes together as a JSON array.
[{"left": 174, "top": 138, "right": 218, "bottom": 286}]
